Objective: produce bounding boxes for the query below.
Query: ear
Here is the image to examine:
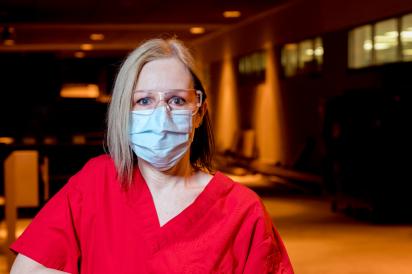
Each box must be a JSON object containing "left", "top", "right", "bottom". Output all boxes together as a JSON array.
[{"left": 194, "top": 101, "right": 207, "bottom": 129}]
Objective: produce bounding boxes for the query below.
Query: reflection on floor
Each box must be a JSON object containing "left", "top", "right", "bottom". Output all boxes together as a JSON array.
[
  {"left": 0, "top": 219, "right": 31, "bottom": 273},
  {"left": 264, "top": 196, "right": 412, "bottom": 274},
  {"left": 0, "top": 196, "right": 411, "bottom": 273}
]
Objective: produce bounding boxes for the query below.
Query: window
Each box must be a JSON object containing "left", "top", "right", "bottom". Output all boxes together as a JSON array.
[
  {"left": 281, "top": 43, "right": 298, "bottom": 77},
  {"left": 298, "top": 39, "right": 314, "bottom": 70},
  {"left": 401, "top": 14, "right": 412, "bottom": 61},
  {"left": 348, "top": 13, "right": 412, "bottom": 68},
  {"left": 281, "top": 37, "right": 323, "bottom": 77},
  {"left": 375, "top": 19, "right": 399, "bottom": 64},
  {"left": 314, "top": 37, "right": 324, "bottom": 66},
  {"left": 237, "top": 51, "right": 266, "bottom": 84},
  {"left": 348, "top": 25, "right": 373, "bottom": 68}
]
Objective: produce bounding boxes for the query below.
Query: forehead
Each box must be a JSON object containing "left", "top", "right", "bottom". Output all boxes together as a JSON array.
[{"left": 136, "top": 57, "right": 193, "bottom": 90}]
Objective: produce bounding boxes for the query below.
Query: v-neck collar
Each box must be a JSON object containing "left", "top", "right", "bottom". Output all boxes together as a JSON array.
[{"left": 124, "top": 168, "right": 234, "bottom": 254}]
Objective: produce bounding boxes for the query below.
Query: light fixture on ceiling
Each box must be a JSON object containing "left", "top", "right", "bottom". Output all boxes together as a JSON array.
[
  {"left": 90, "top": 33, "right": 105, "bottom": 41},
  {"left": 80, "top": 43, "right": 94, "bottom": 51},
  {"left": 223, "top": 10, "right": 241, "bottom": 18},
  {"left": 190, "top": 27, "right": 205, "bottom": 34}
]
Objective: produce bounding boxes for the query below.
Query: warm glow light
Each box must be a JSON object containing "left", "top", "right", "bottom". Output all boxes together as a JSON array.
[
  {"left": 74, "top": 51, "right": 86, "bottom": 58},
  {"left": 0, "top": 137, "right": 14, "bottom": 145},
  {"left": 375, "top": 35, "right": 398, "bottom": 44},
  {"left": 4, "top": 39, "right": 15, "bottom": 46},
  {"left": 254, "top": 44, "right": 286, "bottom": 163},
  {"left": 374, "top": 42, "right": 391, "bottom": 50},
  {"left": 305, "top": 49, "right": 314, "bottom": 56},
  {"left": 72, "top": 135, "right": 86, "bottom": 145},
  {"left": 401, "top": 31, "right": 412, "bottom": 40},
  {"left": 90, "top": 33, "right": 105, "bottom": 41},
  {"left": 385, "top": 31, "right": 399, "bottom": 38},
  {"left": 238, "top": 52, "right": 266, "bottom": 75},
  {"left": 314, "top": 47, "right": 324, "bottom": 56},
  {"left": 215, "top": 46, "right": 239, "bottom": 151},
  {"left": 285, "top": 43, "right": 298, "bottom": 50},
  {"left": 223, "top": 11, "right": 241, "bottom": 18},
  {"left": 403, "top": 49, "right": 412, "bottom": 55},
  {"left": 60, "top": 84, "right": 100, "bottom": 98},
  {"left": 97, "top": 94, "right": 111, "bottom": 103},
  {"left": 80, "top": 43, "right": 94, "bottom": 51},
  {"left": 190, "top": 27, "right": 205, "bottom": 34},
  {"left": 363, "top": 40, "right": 373, "bottom": 50}
]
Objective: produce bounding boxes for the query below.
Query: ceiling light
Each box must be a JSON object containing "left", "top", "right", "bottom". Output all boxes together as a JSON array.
[
  {"left": 74, "top": 51, "right": 86, "bottom": 58},
  {"left": 80, "top": 43, "right": 93, "bottom": 51},
  {"left": 190, "top": 27, "right": 205, "bottom": 34},
  {"left": 223, "top": 11, "right": 241, "bottom": 18},
  {"left": 90, "top": 33, "right": 104, "bottom": 41}
]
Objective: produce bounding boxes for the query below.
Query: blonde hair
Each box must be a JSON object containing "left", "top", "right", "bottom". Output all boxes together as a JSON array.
[{"left": 107, "top": 38, "right": 213, "bottom": 186}]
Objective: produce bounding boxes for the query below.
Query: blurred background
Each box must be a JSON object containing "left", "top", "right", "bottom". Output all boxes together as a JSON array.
[{"left": 1, "top": 0, "right": 412, "bottom": 273}]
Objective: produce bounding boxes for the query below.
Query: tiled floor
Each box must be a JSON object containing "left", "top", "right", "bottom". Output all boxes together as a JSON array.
[{"left": 1, "top": 196, "right": 411, "bottom": 273}]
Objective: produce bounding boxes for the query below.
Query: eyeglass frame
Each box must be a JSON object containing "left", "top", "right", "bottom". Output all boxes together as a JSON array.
[{"left": 132, "top": 89, "right": 203, "bottom": 116}]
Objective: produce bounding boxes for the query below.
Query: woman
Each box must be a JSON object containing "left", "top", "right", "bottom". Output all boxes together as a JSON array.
[{"left": 10, "top": 38, "right": 294, "bottom": 273}]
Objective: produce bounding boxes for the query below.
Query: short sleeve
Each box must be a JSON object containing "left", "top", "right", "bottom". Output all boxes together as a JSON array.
[
  {"left": 10, "top": 176, "right": 82, "bottom": 274},
  {"left": 243, "top": 206, "right": 294, "bottom": 274}
]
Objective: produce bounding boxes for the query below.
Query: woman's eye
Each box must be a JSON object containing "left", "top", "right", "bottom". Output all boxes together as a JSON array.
[
  {"left": 169, "top": 96, "right": 186, "bottom": 105},
  {"left": 136, "top": 97, "right": 152, "bottom": 105}
]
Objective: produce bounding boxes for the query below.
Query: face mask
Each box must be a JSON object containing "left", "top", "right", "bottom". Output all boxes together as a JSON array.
[{"left": 129, "top": 106, "right": 193, "bottom": 171}]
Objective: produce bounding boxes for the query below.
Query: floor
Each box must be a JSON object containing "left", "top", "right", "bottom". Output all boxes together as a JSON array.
[
  {"left": 0, "top": 219, "right": 30, "bottom": 273},
  {"left": 264, "top": 196, "right": 412, "bottom": 274},
  {"left": 1, "top": 194, "right": 411, "bottom": 273}
]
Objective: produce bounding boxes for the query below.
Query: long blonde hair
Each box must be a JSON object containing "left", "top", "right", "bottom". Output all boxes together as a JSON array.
[{"left": 107, "top": 38, "right": 214, "bottom": 186}]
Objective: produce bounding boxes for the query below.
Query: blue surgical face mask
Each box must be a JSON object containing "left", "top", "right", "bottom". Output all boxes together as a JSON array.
[{"left": 129, "top": 106, "right": 193, "bottom": 171}]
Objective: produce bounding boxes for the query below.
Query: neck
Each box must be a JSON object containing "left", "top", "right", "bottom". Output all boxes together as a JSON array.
[{"left": 138, "top": 152, "right": 194, "bottom": 191}]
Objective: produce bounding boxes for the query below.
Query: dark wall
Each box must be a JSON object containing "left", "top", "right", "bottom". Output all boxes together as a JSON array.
[
  {"left": 194, "top": 0, "right": 412, "bottom": 169},
  {"left": 0, "top": 53, "right": 122, "bottom": 141},
  {"left": 0, "top": 53, "right": 58, "bottom": 136},
  {"left": 278, "top": 29, "right": 412, "bottom": 171},
  {"left": 0, "top": 53, "right": 125, "bottom": 199}
]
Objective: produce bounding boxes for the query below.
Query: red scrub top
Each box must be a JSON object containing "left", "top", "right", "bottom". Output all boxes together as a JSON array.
[{"left": 11, "top": 155, "right": 293, "bottom": 274}]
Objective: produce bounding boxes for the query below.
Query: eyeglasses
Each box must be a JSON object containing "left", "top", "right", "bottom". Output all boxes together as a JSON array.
[{"left": 132, "top": 89, "right": 203, "bottom": 115}]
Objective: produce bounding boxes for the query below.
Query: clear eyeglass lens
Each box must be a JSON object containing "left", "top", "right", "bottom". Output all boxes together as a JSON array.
[{"left": 133, "top": 89, "right": 202, "bottom": 115}]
